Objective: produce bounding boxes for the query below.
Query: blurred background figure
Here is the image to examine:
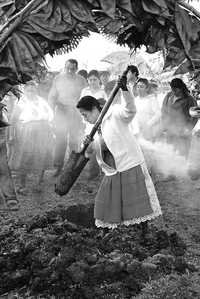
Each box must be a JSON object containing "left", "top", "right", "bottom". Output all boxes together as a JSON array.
[
  {"left": 127, "top": 65, "right": 139, "bottom": 96},
  {"left": 161, "top": 78, "right": 197, "bottom": 158},
  {"left": 78, "top": 69, "right": 88, "bottom": 81},
  {"left": 81, "top": 69, "right": 107, "bottom": 100},
  {"left": 99, "top": 70, "right": 110, "bottom": 90},
  {"left": 48, "top": 59, "right": 87, "bottom": 177},
  {"left": 131, "top": 78, "right": 161, "bottom": 141},
  {"left": 6, "top": 96, "right": 23, "bottom": 174},
  {"left": 15, "top": 82, "right": 54, "bottom": 194},
  {"left": 81, "top": 69, "right": 108, "bottom": 179},
  {"left": 0, "top": 102, "right": 19, "bottom": 211},
  {"left": 37, "top": 71, "right": 58, "bottom": 100}
]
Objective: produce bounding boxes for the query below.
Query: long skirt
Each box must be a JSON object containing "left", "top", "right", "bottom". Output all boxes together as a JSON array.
[{"left": 94, "top": 163, "right": 162, "bottom": 228}]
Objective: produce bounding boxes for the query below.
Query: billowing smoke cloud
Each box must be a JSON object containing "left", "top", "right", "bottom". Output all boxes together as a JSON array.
[{"left": 140, "top": 138, "right": 189, "bottom": 179}]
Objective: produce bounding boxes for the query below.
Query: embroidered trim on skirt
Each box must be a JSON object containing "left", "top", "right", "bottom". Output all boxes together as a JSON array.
[{"left": 95, "top": 162, "right": 162, "bottom": 228}]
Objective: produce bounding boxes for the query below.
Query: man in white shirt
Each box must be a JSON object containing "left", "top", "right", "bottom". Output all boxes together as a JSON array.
[{"left": 48, "top": 59, "right": 87, "bottom": 176}]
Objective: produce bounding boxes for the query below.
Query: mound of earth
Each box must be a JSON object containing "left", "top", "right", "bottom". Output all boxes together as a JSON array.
[{"left": 0, "top": 203, "right": 197, "bottom": 298}]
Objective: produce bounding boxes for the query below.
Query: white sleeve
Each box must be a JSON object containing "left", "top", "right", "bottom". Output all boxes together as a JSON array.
[{"left": 115, "top": 90, "right": 136, "bottom": 122}]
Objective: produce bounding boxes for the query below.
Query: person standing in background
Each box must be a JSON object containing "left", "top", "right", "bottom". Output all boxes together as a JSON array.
[
  {"left": 80, "top": 69, "right": 107, "bottom": 179},
  {"left": 48, "top": 59, "right": 87, "bottom": 176},
  {"left": 100, "top": 70, "right": 110, "bottom": 90},
  {"left": 81, "top": 70, "right": 107, "bottom": 100},
  {"left": 2, "top": 93, "right": 18, "bottom": 162},
  {"left": 132, "top": 78, "right": 161, "bottom": 141},
  {"left": 17, "top": 82, "right": 54, "bottom": 193},
  {"left": 127, "top": 65, "right": 139, "bottom": 97},
  {"left": 161, "top": 78, "right": 197, "bottom": 158},
  {"left": 77, "top": 69, "right": 88, "bottom": 81}
]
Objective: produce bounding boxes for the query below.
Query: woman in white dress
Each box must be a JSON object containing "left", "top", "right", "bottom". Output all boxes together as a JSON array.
[
  {"left": 132, "top": 78, "right": 161, "bottom": 141},
  {"left": 77, "top": 75, "right": 162, "bottom": 229}
]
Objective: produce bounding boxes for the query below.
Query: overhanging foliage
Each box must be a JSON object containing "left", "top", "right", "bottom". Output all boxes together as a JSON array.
[{"left": 0, "top": 0, "right": 199, "bottom": 98}]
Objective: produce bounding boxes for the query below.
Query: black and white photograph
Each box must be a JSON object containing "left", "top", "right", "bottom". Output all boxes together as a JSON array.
[{"left": 0, "top": 0, "right": 200, "bottom": 298}]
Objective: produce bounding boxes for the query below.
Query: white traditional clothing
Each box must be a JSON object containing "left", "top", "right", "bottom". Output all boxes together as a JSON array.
[
  {"left": 130, "top": 94, "right": 161, "bottom": 140},
  {"left": 93, "top": 91, "right": 162, "bottom": 228}
]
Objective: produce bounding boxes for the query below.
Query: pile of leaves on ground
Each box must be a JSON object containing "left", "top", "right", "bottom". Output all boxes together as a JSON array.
[{"left": 0, "top": 203, "right": 198, "bottom": 298}]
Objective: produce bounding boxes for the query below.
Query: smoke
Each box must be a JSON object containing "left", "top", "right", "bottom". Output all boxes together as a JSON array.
[{"left": 140, "top": 138, "right": 189, "bottom": 179}]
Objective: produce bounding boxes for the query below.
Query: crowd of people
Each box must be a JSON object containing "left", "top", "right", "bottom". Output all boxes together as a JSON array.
[{"left": 3, "top": 58, "right": 200, "bottom": 229}]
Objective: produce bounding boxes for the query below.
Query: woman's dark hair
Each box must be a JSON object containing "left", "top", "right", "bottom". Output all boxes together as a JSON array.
[
  {"left": 78, "top": 69, "right": 88, "bottom": 80},
  {"left": 100, "top": 70, "right": 110, "bottom": 77},
  {"left": 128, "top": 65, "right": 139, "bottom": 78},
  {"left": 137, "top": 78, "right": 149, "bottom": 87},
  {"left": 170, "top": 78, "right": 189, "bottom": 95},
  {"left": 88, "top": 69, "right": 100, "bottom": 79},
  {"left": 76, "top": 96, "right": 102, "bottom": 111},
  {"left": 67, "top": 59, "right": 78, "bottom": 69},
  {"left": 97, "top": 98, "right": 106, "bottom": 109}
]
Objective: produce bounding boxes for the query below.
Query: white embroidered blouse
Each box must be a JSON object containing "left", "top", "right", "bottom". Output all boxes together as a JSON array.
[{"left": 94, "top": 90, "right": 144, "bottom": 176}]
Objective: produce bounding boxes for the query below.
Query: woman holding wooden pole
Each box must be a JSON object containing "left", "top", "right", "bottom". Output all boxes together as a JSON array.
[{"left": 76, "top": 74, "right": 162, "bottom": 229}]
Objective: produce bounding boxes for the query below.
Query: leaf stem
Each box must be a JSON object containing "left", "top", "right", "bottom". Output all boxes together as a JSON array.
[{"left": 177, "top": 0, "right": 200, "bottom": 20}]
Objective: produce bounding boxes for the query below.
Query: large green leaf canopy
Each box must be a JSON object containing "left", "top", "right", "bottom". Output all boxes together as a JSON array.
[{"left": 0, "top": 0, "right": 200, "bottom": 99}]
